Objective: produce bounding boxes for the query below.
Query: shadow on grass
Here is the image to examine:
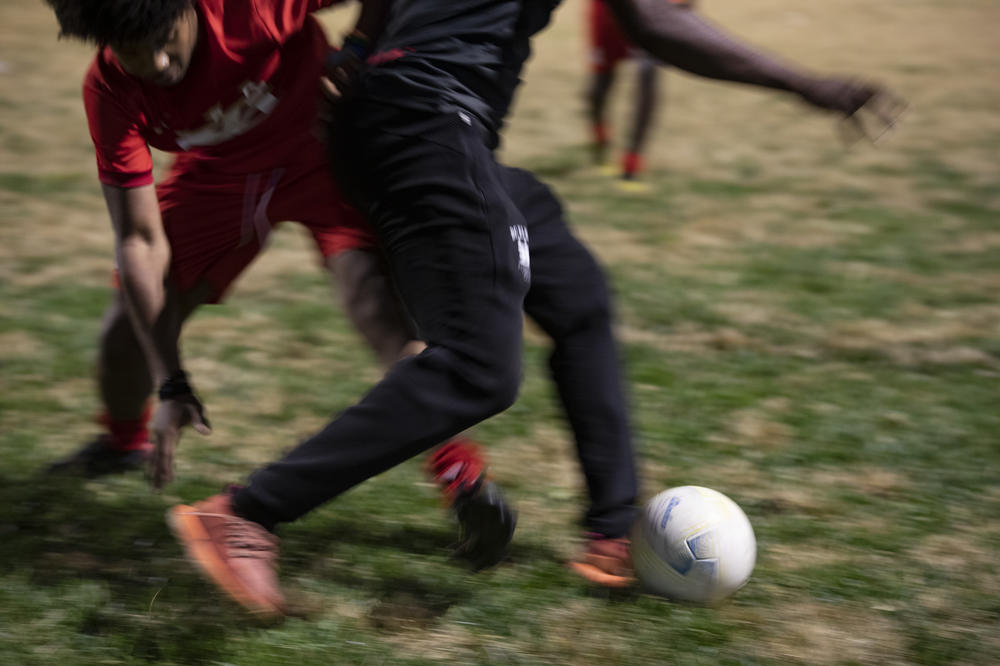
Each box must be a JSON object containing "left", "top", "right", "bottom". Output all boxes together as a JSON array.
[
  {"left": 277, "top": 506, "right": 562, "bottom": 628},
  {"left": 0, "top": 470, "right": 561, "bottom": 658},
  {"left": 0, "top": 471, "right": 247, "bottom": 663}
]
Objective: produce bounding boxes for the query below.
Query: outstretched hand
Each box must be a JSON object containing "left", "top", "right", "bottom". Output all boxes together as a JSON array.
[
  {"left": 149, "top": 390, "right": 211, "bottom": 490},
  {"left": 799, "top": 77, "right": 907, "bottom": 143}
]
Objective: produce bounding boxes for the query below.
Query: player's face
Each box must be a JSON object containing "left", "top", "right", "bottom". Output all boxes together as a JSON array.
[{"left": 111, "top": 5, "right": 199, "bottom": 87}]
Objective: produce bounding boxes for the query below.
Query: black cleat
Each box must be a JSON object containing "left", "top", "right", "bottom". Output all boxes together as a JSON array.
[
  {"left": 452, "top": 477, "right": 517, "bottom": 570},
  {"left": 47, "top": 435, "right": 151, "bottom": 477}
]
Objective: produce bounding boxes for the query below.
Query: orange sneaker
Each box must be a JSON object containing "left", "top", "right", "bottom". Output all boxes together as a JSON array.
[
  {"left": 569, "top": 535, "right": 635, "bottom": 588},
  {"left": 167, "top": 493, "right": 285, "bottom": 619}
]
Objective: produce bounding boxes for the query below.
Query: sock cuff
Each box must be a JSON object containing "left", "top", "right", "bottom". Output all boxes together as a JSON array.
[
  {"left": 99, "top": 404, "right": 151, "bottom": 451},
  {"left": 622, "top": 151, "right": 643, "bottom": 176}
]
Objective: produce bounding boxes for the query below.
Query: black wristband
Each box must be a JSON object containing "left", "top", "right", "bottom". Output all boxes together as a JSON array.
[{"left": 158, "top": 370, "right": 192, "bottom": 401}]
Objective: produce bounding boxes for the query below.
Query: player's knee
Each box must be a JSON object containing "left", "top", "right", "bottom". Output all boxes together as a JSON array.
[
  {"left": 491, "top": 364, "right": 522, "bottom": 413},
  {"left": 468, "top": 354, "right": 522, "bottom": 416}
]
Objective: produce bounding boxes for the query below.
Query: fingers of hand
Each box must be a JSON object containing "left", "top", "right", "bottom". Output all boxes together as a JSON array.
[
  {"left": 321, "top": 76, "right": 342, "bottom": 100},
  {"left": 188, "top": 398, "right": 212, "bottom": 435},
  {"left": 866, "top": 90, "right": 908, "bottom": 129},
  {"left": 837, "top": 114, "right": 868, "bottom": 146},
  {"left": 150, "top": 435, "right": 174, "bottom": 489},
  {"left": 849, "top": 91, "right": 907, "bottom": 144}
]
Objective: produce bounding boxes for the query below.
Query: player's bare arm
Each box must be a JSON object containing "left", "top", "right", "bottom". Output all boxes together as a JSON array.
[
  {"left": 101, "top": 184, "right": 175, "bottom": 383},
  {"left": 102, "top": 184, "right": 211, "bottom": 487},
  {"left": 604, "top": 0, "right": 902, "bottom": 132}
]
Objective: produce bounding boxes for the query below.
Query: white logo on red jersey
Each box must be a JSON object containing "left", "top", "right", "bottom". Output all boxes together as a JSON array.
[{"left": 175, "top": 81, "right": 278, "bottom": 150}]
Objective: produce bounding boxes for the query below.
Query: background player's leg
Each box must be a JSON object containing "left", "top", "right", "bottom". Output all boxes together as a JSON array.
[
  {"left": 503, "top": 167, "right": 638, "bottom": 539},
  {"left": 587, "top": 69, "right": 616, "bottom": 165},
  {"left": 623, "top": 57, "right": 660, "bottom": 181},
  {"left": 586, "top": 0, "right": 626, "bottom": 166}
]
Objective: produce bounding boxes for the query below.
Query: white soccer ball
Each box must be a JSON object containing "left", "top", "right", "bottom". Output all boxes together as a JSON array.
[{"left": 632, "top": 486, "right": 756, "bottom": 603}]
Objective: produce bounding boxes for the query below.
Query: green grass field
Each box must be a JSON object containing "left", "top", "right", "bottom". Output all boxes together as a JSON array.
[{"left": 1, "top": 0, "right": 998, "bottom": 664}]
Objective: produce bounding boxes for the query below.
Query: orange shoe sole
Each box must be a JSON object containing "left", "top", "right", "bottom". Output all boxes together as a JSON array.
[
  {"left": 166, "top": 504, "right": 285, "bottom": 619},
  {"left": 568, "top": 561, "right": 635, "bottom": 588}
]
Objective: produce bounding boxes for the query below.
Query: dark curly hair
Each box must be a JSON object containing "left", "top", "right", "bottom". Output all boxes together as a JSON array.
[{"left": 44, "top": 0, "right": 192, "bottom": 47}]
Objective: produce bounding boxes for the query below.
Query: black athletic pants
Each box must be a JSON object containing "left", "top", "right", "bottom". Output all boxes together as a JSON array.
[{"left": 233, "top": 104, "right": 638, "bottom": 538}]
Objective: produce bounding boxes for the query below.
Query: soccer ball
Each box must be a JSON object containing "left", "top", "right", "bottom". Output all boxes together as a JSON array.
[{"left": 631, "top": 486, "right": 756, "bottom": 603}]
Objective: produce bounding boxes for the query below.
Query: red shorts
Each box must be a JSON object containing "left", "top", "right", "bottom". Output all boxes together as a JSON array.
[
  {"left": 154, "top": 137, "right": 374, "bottom": 302},
  {"left": 588, "top": 0, "right": 690, "bottom": 73}
]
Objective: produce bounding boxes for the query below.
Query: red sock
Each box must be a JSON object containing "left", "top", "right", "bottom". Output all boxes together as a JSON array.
[
  {"left": 622, "top": 152, "right": 643, "bottom": 177},
  {"left": 427, "top": 437, "right": 486, "bottom": 502},
  {"left": 98, "top": 404, "right": 152, "bottom": 452}
]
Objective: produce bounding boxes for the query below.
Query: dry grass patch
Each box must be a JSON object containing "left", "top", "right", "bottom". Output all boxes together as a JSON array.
[
  {"left": 908, "top": 530, "right": 1000, "bottom": 666},
  {"left": 758, "top": 216, "right": 874, "bottom": 250},
  {"left": 43, "top": 376, "right": 95, "bottom": 413},
  {"left": 575, "top": 224, "right": 661, "bottom": 265},
  {"left": 2, "top": 200, "right": 107, "bottom": 250},
  {"left": 0, "top": 331, "right": 44, "bottom": 361},
  {"left": 620, "top": 322, "right": 760, "bottom": 355},
  {"left": 912, "top": 532, "right": 998, "bottom": 588},
  {"left": 756, "top": 600, "right": 908, "bottom": 666},
  {"left": 739, "top": 480, "right": 833, "bottom": 518},
  {"left": 810, "top": 466, "right": 913, "bottom": 500},
  {"left": 714, "top": 294, "right": 813, "bottom": 330},
  {"left": 762, "top": 543, "right": 849, "bottom": 572},
  {"left": 823, "top": 313, "right": 1000, "bottom": 368},
  {"left": 488, "top": 425, "right": 588, "bottom": 560},
  {"left": 685, "top": 456, "right": 766, "bottom": 492},
  {"left": 718, "top": 409, "right": 795, "bottom": 451},
  {"left": 941, "top": 231, "right": 1000, "bottom": 254},
  {"left": 830, "top": 264, "right": 1000, "bottom": 296},
  {"left": 707, "top": 398, "right": 798, "bottom": 453},
  {"left": 493, "top": 423, "right": 578, "bottom": 491}
]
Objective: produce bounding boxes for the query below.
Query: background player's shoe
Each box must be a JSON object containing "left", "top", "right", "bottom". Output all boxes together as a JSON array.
[
  {"left": 569, "top": 534, "right": 635, "bottom": 587},
  {"left": 614, "top": 177, "right": 652, "bottom": 194},
  {"left": 47, "top": 435, "right": 152, "bottom": 477},
  {"left": 428, "top": 439, "right": 518, "bottom": 570},
  {"left": 167, "top": 493, "right": 286, "bottom": 619},
  {"left": 616, "top": 152, "right": 651, "bottom": 192}
]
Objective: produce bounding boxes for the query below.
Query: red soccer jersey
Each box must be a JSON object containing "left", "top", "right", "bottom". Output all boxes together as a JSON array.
[{"left": 83, "top": 0, "right": 343, "bottom": 187}]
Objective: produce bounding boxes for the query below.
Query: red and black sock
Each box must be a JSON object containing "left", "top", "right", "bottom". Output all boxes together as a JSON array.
[
  {"left": 98, "top": 404, "right": 152, "bottom": 452},
  {"left": 427, "top": 437, "right": 486, "bottom": 503},
  {"left": 622, "top": 152, "right": 643, "bottom": 180}
]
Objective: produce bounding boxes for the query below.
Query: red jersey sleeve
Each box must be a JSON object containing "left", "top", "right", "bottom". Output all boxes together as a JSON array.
[
  {"left": 82, "top": 60, "right": 154, "bottom": 188},
  {"left": 251, "top": 0, "right": 347, "bottom": 43}
]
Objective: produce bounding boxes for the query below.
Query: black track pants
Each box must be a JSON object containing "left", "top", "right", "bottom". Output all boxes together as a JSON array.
[{"left": 233, "top": 107, "right": 637, "bottom": 538}]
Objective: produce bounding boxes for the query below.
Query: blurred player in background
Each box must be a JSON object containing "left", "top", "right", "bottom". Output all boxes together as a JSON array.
[{"left": 587, "top": 0, "right": 695, "bottom": 186}]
